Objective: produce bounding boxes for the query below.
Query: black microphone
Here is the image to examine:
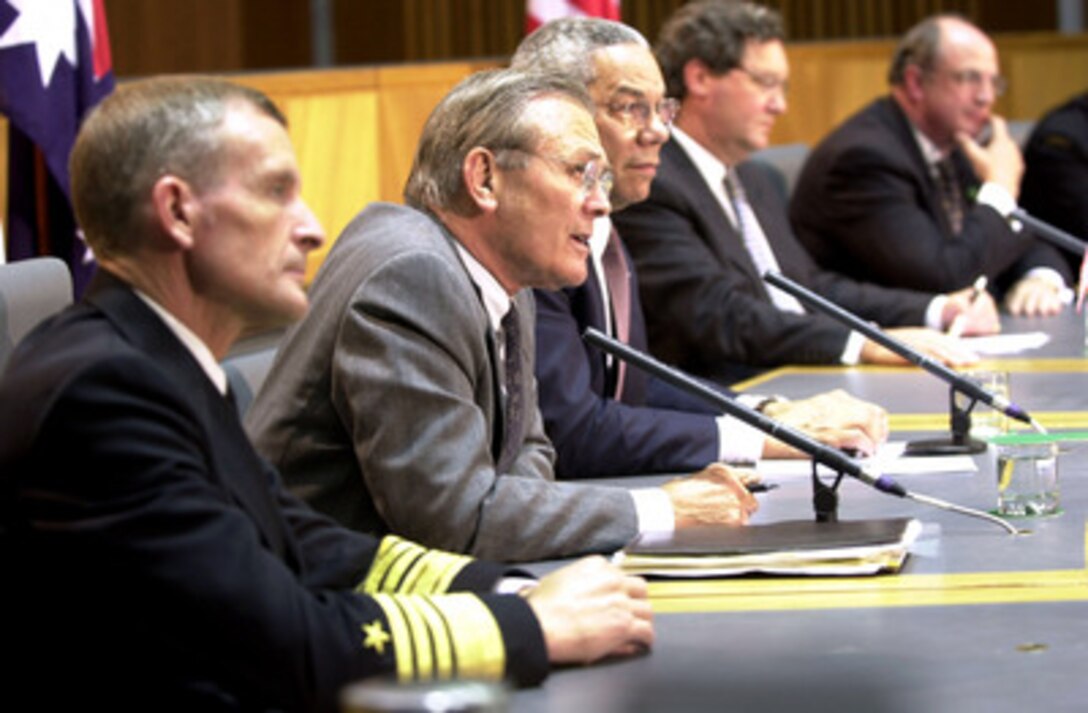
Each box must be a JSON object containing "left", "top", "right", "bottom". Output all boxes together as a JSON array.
[
  {"left": 583, "top": 327, "right": 905, "bottom": 497},
  {"left": 762, "top": 271, "right": 1045, "bottom": 439},
  {"left": 582, "top": 327, "right": 1019, "bottom": 534},
  {"left": 1008, "top": 208, "right": 1085, "bottom": 258}
]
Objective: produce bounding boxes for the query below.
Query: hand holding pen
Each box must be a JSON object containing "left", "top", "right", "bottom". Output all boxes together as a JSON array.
[{"left": 946, "top": 276, "right": 997, "bottom": 338}]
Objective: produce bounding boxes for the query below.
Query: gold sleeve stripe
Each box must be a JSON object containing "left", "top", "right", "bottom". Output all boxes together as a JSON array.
[
  {"left": 361, "top": 536, "right": 474, "bottom": 595},
  {"left": 360, "top": 536, "right": 424, "bottom": 593},
  {"left": 416, "top": 596, "right": 455, "bottom": 679},
  {"left": 368, "top": 593, "right": 505, "bottom": 682},
  {"left": 370, "top": 593, "right": 416, "bottom": 680},
  {"left": 379, "top": 543, "right": 427, "bottom": 592},
  {"left": 429, "top": 593, "right": 506, "bottom": 681},
  {"left": 402, "top": 549, "right": 472, "bottom": 594},
  {"left": 395, "top": 595, "right": 436, "bottom": 678}
]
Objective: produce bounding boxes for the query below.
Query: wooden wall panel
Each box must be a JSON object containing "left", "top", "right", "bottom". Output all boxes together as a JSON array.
[
  {"left": 104, "top": 0, "right": 245, "bottom": 75},
  {"left": 999, "top": 35, "right": 1088, "bottom": 119},
  {"left": 375, "top": 62, "right": 495, "bottom": 206},
  {"left": 98, "top": 0, "right": 1067, "bottom": 76},
  {"left": 233, "top": 69, "right": 382, "bottom": 280},
  {"left": 5, "top": 29, "right": 1086, "bottom": 273},
  {"left": 773, "top": 40, "right": 892, "bottom": 145}
]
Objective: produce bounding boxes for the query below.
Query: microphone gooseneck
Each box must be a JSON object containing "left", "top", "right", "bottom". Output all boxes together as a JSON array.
[
  {"left": 1008, "top": 208, "right": 1085, "bottom": 258},
  {"left": 762, "top": 271, "right": 1038, "bottom": 430},
  {"left": 582, "top": 327, "right": 1017, "bottom": 535},
  {"left": 582, "top": 327, "right": 905, "bottom": 497},
  {"left": 905, "top": 491, "right": 1021, "bottom": 535}
]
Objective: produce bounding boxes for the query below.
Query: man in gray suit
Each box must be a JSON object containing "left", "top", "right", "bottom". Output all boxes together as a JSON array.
[{"left": 247, "top": 69, "right": 756, "bottom": 563}]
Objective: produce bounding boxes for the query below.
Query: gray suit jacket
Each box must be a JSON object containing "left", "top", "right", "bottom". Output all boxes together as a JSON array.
[{"left": 247, "top": 203, "right": 637, "bottom": 562}]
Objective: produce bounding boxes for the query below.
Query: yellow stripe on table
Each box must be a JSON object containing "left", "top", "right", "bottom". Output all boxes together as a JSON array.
[
  {"left": 648, "top": 569, "right": 1088, "bottom": 613},
  {"left": 644, "top": 524, "right": 1088, "bottom": 613},
  {"left": 889, "top": 411, "right": 1088, "bottom": 431}
]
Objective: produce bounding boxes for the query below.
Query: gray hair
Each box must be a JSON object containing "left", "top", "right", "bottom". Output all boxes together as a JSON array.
[
  {"left": 655, "top": 0, "right": 784, "bottom": 100},
  {"left": 511, "top": 17, "right": 647, "bottom": 88},
  {"left": 70, "top": 76, "right": 285, "bottom": 258},
  {"left": 888, "top": 14, "right": 969, "bottom": 86},
  {"left": 403, "top": 68, "right": 593, "bottom": 215}
]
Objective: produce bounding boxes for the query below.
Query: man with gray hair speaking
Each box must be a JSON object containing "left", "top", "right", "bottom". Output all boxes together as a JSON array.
[{"left": 247, "top": 67, "right": 757, "bottom": 564}]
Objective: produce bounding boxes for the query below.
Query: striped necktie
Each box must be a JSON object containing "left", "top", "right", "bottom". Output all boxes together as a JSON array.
[
  {"left": 723, "top": 170, "right": 804, "bottom": 314},
  {"left": 934, "top": 157, "right": 965, "bottom": 234},
  {"left": 601, "top": 229, "right": 631, "bottom": 399}
]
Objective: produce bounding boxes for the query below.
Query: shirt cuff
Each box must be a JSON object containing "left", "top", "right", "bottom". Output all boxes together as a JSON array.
[
  {"left": 976, "top": 182, "right": 1017, "bottom": 220},
  {"left": 715, "top": 415, "right": 766, "bottom": 463},
  {"left": 925, "top": 295, "right": 948, "bottom": 331},
  {"left": 494, "top": 576, "right": 537, "bottom": 595},
  {"left": 840, "top": 330, "right": 866, "bottom": 365},
  {"left": 631, "top": 487, "right": 676, "bottom": 534}
]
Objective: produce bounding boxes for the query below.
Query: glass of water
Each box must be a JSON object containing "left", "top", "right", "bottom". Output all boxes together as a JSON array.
[{"left": 993, "top": 438, "right": 1060, "bottom": 517}]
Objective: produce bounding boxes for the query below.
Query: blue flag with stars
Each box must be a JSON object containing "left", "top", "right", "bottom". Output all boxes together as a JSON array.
[{"left": 0, "top": 0, "right": 114, "bottom": 296}]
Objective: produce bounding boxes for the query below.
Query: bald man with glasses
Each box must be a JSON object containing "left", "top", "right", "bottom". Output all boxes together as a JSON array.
[{"left": 791, "top": 14, "right": 1072, "bottom": 316}]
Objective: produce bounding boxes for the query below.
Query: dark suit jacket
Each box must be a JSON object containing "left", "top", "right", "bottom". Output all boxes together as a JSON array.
[
  {"left": 613, "top": 138, "right": 933, "bottom": 383},
  {"left": 790, "top": 97, "right": 1072, "bottom": 295},
  {"left": 0, "top": 272, "right": 545, "bottom": 712},
  {"left": 533, "top": 237, "right": 724, "bottom": 479},
  {"left": 1021, "top": 92, "right": 1088, "bottom": 276}
]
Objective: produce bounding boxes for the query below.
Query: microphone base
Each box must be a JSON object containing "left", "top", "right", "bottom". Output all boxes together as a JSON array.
[{"left": 903, "top": 436, "right": 987, "bottom": 456}]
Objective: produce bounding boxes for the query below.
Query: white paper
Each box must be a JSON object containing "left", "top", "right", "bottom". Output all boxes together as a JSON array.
[
  {"left": 756, "top": 441, "right": 977, "bottom": 480},
  {"left": 961, "top": 332, "right": 1050, "bottom": 355}
]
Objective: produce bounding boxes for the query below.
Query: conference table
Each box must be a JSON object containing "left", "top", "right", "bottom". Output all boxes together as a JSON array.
[{"left": 511, "top": 310, "right": 1088, "bottom": 712}]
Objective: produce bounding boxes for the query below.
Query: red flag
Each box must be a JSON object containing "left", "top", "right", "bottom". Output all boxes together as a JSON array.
[
  {"left": 0, "top": 0, "right": 115, "bottom": 296},
  {"left": 526, "top": 0, "right": 621, "bottom": 34}
]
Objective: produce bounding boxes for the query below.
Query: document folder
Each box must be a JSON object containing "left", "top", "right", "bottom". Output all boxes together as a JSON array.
[{"left": 614, "top": 518, "right": 921, "bottom": 577}]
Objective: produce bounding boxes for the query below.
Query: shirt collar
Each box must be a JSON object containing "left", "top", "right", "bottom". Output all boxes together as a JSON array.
[
  {"left": 453, "top": 240, "right": 513, "bottom": 332},
  {"left": 671, "top": 125, "right": 730, "bottom": 187},
  {"left": 133, "top": 290, "right": 228, "bottom": 395},
  {"left": 911, "top": 124, "right": 945, "bottom": 168},
  {"left": 588, "top": 215, "right": 613, "bottom": 262}
]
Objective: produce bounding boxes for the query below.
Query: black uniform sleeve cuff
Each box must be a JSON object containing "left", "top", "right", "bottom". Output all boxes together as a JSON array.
[{"left": 479, "top": 593, "right": 549, "bottom": 687}]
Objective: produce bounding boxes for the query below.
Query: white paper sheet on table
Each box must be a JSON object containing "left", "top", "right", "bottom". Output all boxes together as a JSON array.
[
  {"left": 961, "top": 332, "right": 1050, "bottom": 355},
  {"left": 755, "top": 441, "right": 977, "bottom": 480}
]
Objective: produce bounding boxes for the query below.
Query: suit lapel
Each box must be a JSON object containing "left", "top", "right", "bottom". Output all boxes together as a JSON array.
[
  {"left": 880, "top": 98, "right": 960, "bottom": 235},
  {"left": 663, "top": 139, "right": 770, "bottom": 299},
  {"left": 443, "top": 228, "right": 506, "bottom": 467},
  {"left": 578, "top": 264, "right": 621, "bottom": 398}
]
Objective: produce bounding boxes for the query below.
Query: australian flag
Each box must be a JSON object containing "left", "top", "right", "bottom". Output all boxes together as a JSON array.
[{"left": 0, "top": 0, "right": 114, "bottom": 297}]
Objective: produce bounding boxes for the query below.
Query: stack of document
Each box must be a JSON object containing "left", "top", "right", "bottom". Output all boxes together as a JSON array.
[{"left": 614, "top": 518, "right": 921, "bottom": 578}]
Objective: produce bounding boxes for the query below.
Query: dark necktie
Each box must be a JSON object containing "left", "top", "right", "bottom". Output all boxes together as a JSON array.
[
  {"left": 935, "top": 158, "right": 965, "bottom": 234},
  {"left": 498, "top": 306, "right": 524, "bottom": 472},
  {"left": 601, "top": 229, "right": 631, "bottom": 399}
]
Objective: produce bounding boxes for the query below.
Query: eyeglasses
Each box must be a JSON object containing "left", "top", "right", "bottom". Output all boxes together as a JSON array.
[
  {"left": 605, "top": 97, "right": 681, "bottom": 130},
  {"left": 515, "top": 151, "right": 614, "bottom": 198},
  {"left": 942, "top": 69, "right": 1008, "bottom": 97},
  {"left": 736, "top": 66, "right": 789, "bottom": 97},
  {"left": 564, "top": 157, "right": 614, "bottom": 198}
]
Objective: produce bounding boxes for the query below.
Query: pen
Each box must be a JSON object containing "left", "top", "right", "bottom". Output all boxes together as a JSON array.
[
  {"left": 746, "top": 482, "right": 780, "bottom": 493},
  {"left": 948, "top": 275, "right": 987, "bottom": 338}
]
